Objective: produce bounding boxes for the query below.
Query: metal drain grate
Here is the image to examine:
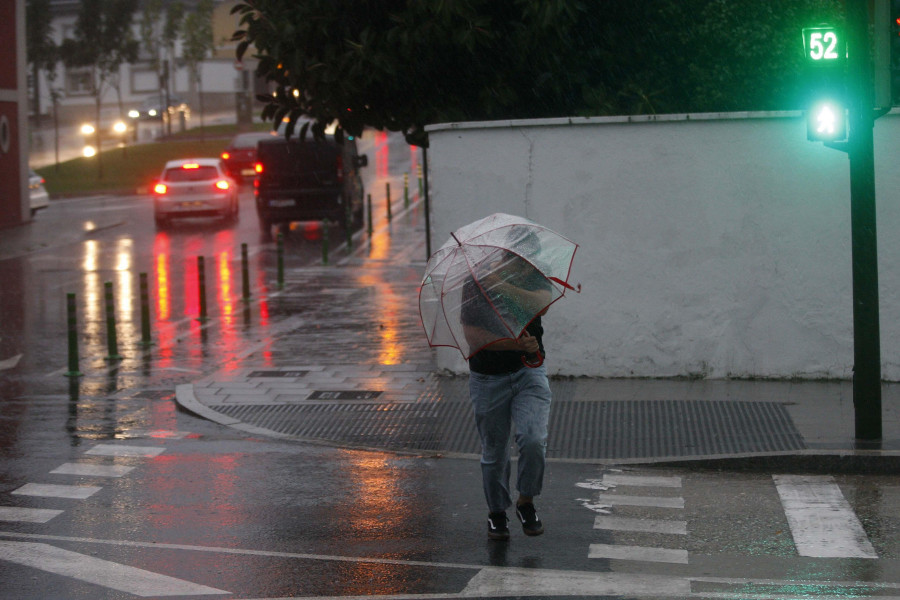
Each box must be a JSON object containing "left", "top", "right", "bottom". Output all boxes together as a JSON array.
[{"left": 215, "top": 399, "right": 805, "bottom": 460}]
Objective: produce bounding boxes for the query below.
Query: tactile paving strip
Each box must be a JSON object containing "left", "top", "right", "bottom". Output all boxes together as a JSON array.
[{"left": 214, "top": 394, "right": 805, "bottom": 460}]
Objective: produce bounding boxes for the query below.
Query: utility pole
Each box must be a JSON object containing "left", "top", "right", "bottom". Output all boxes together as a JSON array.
[{"left": 846, "top": 0, "right": 882, "bottom": 441}]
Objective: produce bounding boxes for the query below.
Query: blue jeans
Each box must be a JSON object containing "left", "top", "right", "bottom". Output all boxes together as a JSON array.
[{"left": 469, "top": 366, "right": 552, "bottom": 513}]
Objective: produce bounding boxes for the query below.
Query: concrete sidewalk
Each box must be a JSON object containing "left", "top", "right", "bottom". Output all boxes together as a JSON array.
[{"left": 174, "top": 200, "right": 900, "bottom": 470}]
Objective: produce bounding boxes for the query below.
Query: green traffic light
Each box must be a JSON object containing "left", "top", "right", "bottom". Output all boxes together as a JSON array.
[{"left": 807, "top": 100, "right": 847, "bottom": 142}]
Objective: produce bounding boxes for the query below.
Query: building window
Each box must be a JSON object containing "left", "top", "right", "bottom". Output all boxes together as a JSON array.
[{"left": 65, "top": 68, "right": 93, "bottom": 96}]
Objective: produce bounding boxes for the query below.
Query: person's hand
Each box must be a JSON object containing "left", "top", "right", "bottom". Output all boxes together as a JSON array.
[{"left": 518, "top": 331, "right": 540, "bottom": 354}]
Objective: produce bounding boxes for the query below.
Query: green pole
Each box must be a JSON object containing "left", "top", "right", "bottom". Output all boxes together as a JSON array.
[
  {"left": 404, "top": 173, "right": 409, "bottom": 209},
  {"left": 197, "top": 256, "right": 208, "bottom": 322},
  {"left": 104, "top": 282, "right": 122, "bottom": 361},
  {"left": 276, "top": 232, "right": 284, "bottom": 289},
  {"left": 65, "top": 293, "right": 82, "bottom": 377},
  {"left": 139, "top": 272, "right": 153, "bottom": 347},
  {"left": 241, "top": 243, "right": 251, "bottom": 301},
  {"left": 846, "top": 0, "right": 882, "bottom": 441},
  {"left": 322, "top": 219, "right": 330, "bottom": 265},
  {"left": 386, "top": 182, "right": 392, "bottom": 222}
]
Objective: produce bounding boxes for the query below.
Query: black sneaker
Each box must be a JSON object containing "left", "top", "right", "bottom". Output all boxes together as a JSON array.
[
  {"left": 487, "top": 512, "right": 510, "bottom": 540},
  {"left": 515, "top": 502, "right": 544, "bottom": 536}
]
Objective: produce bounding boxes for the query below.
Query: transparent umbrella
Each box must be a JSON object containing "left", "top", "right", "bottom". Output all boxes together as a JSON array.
[{"left": 419, "top": 213, "right": 580, "bottom": 366}]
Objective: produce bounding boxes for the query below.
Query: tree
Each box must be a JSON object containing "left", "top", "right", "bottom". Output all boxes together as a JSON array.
[
  {"left": 232, "top": 0, "right": 844, "bottom": 147},
  {"left": 140, "top": 0, "right": 185, "bottom": 136},
  {"left": 25, "top": 0, "right": 57, "bottom": 127},
  {"left": 182, "top": 0, "right": 215, "bottom": 135},
  {"left": 60, "top": 0, "right": 139, "bottom": 177}
]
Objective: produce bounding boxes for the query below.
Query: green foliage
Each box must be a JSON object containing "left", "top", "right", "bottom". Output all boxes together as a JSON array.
[{"left": 232, "top": 0, "right": 844, "bottom": 147}]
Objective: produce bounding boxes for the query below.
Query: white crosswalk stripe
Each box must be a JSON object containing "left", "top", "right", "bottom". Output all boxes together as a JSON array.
[
  {"left": 0, "top": 541, "right": 228, "bottom": 596},
  {"left": 49, "top": 463, "right": 135, "bottom": 477},
  {"left": 85, "top": 444, "right": 166, "bottom": 458},
  {"left": 12, "top": 483, "right": 102, "bottom": 499},
  {"left": 0, "top": 507, "right": 64, "bottom": 523},
  {"left": 594, "top": 515, "right": 688, "bottom": 535},
  {"left": 774, "top": 474, "right": 878, "bottom": 559}
]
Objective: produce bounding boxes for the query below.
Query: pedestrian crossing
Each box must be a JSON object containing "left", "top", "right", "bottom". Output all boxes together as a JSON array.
[{"left": 578, "top": 469, "right": 882, "bottom": 568}]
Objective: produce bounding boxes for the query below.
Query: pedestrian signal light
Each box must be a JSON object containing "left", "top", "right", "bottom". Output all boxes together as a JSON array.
[
  {"left": 802, "top": 26, "right": 847, "bottom": 143},
  {"left": 807, "top": 99, "right": 847, "bottom": 142}
]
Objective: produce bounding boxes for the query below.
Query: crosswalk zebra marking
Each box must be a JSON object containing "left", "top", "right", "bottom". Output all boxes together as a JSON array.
[
  {"left": 0, "top": 507, "right": 64, "bottom": 523},
  {"left": 0, "top": 541, "right": 228, "bottom": 596},
  {"left": 588, "top": 543, "right": 689, "bottom": 564},
  {"left": 602, "top": 474, "right": 683, "bottom": 488},
  {"left": 773, "top": 474, "right": 877, "bottom": 559},
  {"left": 49, "top": 463, "right": 135, "bottom": 478},
  {"left": 594, "top": 515, "right": 688, "bottom": 535},
  {"left": 85, "top": 444, "right": 165, "bottom": 458},
  {"left": 12, "top": 483, "right": 102, "bottom": 500},
  {"left": 592, "top": 494, "right": 685, "bottom": 509}
]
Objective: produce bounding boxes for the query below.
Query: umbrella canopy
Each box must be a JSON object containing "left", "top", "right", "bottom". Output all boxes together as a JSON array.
[{"left": 419, "top": 213, "right": 579, "bottom": 362}]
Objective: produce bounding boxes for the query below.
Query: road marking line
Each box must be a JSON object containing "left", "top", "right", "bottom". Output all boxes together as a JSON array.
[
  {"left": 0, "top": 353, "right": 22, "bottom": 370},
  {"left": 0, "top": 541, "right": 227, "bottom": 596},
  {"left": 588, "top": 543, "right": 689, "bottom": 564},
  {"left": 0, "top": 507, "right": 63, "bottom": 523},
  {"left": 86, "top": 444, "right": 165, "bottom": 458},
  {"left": 12, "top": 483, "right": 102, "bottom": 499},
  {"left": 592, "top": 494, "right": 685, "bottom": 509},
  {"left": 50, "top": 463, "right": 135, "bottom": 478},
  {"left": 462, "top": 567, "right": 690, "bottom": 597},
  {"left": 594, "top": 515, "right": 688, "bottom": 535},
  {"left": 602, "top": 474, "right": 683, "bottom": 488},
  {"left": 773, "top": 474, "right": 877, "bottom": 559}
]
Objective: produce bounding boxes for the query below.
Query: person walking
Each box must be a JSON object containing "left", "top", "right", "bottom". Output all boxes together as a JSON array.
[{"left": 461, "top": 246, "right": 553, "bottom": 541}]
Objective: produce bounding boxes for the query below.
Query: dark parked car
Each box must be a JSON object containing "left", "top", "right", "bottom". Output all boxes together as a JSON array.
[
  {"left": 221, "top": 131, "right": 278, "bottom": 181},
  {"left": 254, "top": 136, "right": 368, "bottom": 232}
]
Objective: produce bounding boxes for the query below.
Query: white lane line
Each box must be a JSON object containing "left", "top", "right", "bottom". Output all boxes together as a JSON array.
[
  {"left": 588, "top": 543, "right": 689, "bottom": 564},
  {"left": 594, "top": 515, "right": 688, "bottom": 535},
  {"left": 0, "top": 507, "right": 64, "bottom": 523},
  {"left": 774, "top": 474, "right": 877, "bottom": 559},
  {"left": 462, "top": 567, "right": 690, "bottom": 597},
  {"left": 85, "top": 444, "right": 165, "bottom": 458},
  {"left": 592, "top": 494, "right": 685, "bottom": 509},
  {"left": 0, "top": 541, "right": 227, "bottom": 597},
  {"left": 12, "top": 483, "right": 102, "bottom": 500},
  {"left": 602, "top": 474, "right": 683, "bottom": 488},
  {"left": 0, "top": 353, "right": 22, "bottom": 370},
  {"left": 50, "top": 463, "right": 135, "bottom": 478}
]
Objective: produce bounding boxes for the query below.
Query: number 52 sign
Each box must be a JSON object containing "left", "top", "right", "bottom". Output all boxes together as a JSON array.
[{"left": 802, "top": 26, "right": 845, "bottom": 63}]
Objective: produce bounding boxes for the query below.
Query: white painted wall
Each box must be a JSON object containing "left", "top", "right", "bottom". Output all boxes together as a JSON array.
[{"left": 425, "top": 111, "right": 900, "bottom": 380}]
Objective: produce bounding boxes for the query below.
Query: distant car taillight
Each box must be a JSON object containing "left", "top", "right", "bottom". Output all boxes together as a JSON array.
[
  {"left": 221, "top": 151, "right": 231, "bottom": 160},
  {"left": 153, "top": 183, "right": 167, "bottom": 195},
  {"left": 215, "top": 180, "right": 230, "bottom": 191},
  {"left": 254, "top": 162, "right": 263, "bottom": 174}
]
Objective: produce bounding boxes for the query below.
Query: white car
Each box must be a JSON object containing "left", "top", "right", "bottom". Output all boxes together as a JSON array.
[
  {"left": 28, "top": 169, "right": 49, "bottom": 216},
  {"left": 151, "top": 158, "right": 239, "bottom": 228}
]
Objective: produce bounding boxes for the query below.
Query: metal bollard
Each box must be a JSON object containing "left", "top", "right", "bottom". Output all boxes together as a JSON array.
[
  {"left": 241, "top": 243, "right": 251, "bottom": 301},
  {"left": 386, "top": 182, "right": 392, "bottom": 222},
  {"left": 418, "top": 164, "right": 423, "bottom": 198},
  {"left": 104, "top": 282, "right": 122, "bottom": 361},
  {"left": 139, "top": 273, "right": 153, "bottom": 347},
  {"left": 197, "top": 256, "right": 208, "bottom": 322},
  {"left": 65, "top": 293, "right": 82, "bottom": 377},
  {"left": 345, "top": 205, "right": 353, "bottom": 251},
  {"left": 366, "top": 193, "right": 373, "bottom": 236},
  {"left": 276, "top": 232, "right": 284, "bottom": 289},
  {"left": 404, "top": 173, "right": 409, "bottom": 208},
  {"left": 322, "top": 219, "right": 330, "bottom": 265}
]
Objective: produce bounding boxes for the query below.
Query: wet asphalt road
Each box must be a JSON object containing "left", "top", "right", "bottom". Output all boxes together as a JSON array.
[{"left": 2, "top": 132, "right": 900, "bottom": 599}]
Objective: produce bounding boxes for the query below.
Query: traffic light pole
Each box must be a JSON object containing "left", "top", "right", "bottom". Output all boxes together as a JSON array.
[{"left": 846, "top": 0, "right": 882, "bottom": 442}]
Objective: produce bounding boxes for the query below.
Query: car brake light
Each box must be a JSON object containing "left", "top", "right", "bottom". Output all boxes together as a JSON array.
[
  {"left": 153, "top": 183, "right": 167, "bottom": 195},
  {"left": 215, "top": 180, "right": 230, "bottom": 191},
  {"left": 182, "top": 163, "right": 200, "bottom": 169},
  {"left": 254, "top": 162, "right": 263, "bottom": 174},
  {"left": 221, "top": 152, "right": 231, "bottom": 160}
]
